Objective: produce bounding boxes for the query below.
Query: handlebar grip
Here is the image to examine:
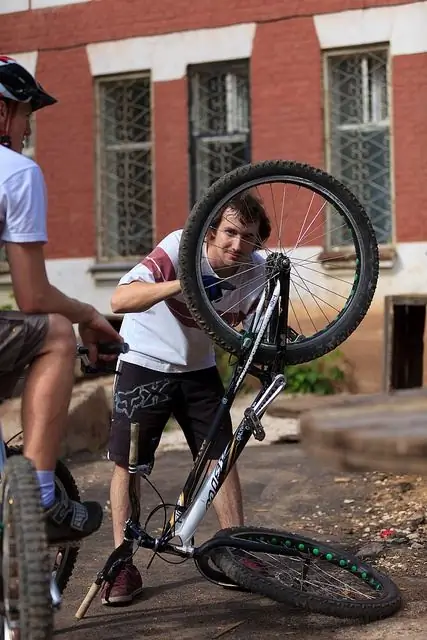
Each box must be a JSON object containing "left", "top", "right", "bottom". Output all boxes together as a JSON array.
[{"left": 97, "top": 342, "right": 129, "bottom": 356}]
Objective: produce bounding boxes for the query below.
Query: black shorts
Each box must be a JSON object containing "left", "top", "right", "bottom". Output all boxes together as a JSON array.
[
  {"left": 108, "top": 361, "right": 233, "bottom": 472},
  {"left": 0, "top": 311, "right": 48, "bottom": 399}
]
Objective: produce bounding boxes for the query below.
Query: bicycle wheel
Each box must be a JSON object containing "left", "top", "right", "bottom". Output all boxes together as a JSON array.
[
  {"left": 1, "top": 455, "right": 53, "bottom": 639},
  {"left": 6, "top": 446, "right": 79, "bottom": 594},
  {"left": 211, "top": 526, "right": 401, "bottom": 621},
  {"left": 179, "top": 161, "right": 379, "bottom": 365}
]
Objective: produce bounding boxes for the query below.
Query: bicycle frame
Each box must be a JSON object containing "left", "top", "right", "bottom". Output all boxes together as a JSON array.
[{"left": 120, "top": 255, "right": 293, "bottom": 554}]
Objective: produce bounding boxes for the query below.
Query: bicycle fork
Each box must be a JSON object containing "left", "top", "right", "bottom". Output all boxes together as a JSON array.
[{"left": 171, "top": 372, "right": 286, "bottom": 547}]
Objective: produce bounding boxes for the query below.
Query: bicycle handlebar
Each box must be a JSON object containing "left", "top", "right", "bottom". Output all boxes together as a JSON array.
[
  {"left": 77, "top": 342, "right": 129, "bottom": 374},
  {"left": 77, "top": 342, "right": 129, "bottom": 358},
  {"left": 98, "top": 341, "right": 129, "bottom": 356}
]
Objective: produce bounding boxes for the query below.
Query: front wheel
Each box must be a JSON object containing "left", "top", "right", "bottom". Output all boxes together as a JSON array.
[
  {"left": 6, "top": 446, "right": 79, "bottom": 595},
  {"left": 1, "top": 455, "right": 53, "bottom": 639},
  {"left": 211, "top": 526, "right": 402, "bottom": 621},
  {"left": 179, "top": 160, "right": 379, "bottom": 365}
]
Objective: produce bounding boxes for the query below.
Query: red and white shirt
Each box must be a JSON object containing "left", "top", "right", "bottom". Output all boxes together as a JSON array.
[{"left": 118, "top": 230, "right": 265, "bottom": 373}]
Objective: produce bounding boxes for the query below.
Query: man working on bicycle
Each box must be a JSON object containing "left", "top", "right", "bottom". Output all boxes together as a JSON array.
[
  {"left": 0, "top": 56, "right": 122, "bottom": 541},
  {"left": 103, "top": 190, "right": 271, "bottom": 604}
]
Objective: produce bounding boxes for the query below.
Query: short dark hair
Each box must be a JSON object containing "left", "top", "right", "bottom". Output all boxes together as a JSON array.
[{"left": 212, "top": 190, "right": 271, "bottom": 245}]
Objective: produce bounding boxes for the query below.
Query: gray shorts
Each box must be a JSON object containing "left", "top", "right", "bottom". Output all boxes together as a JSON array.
[{"left": 0, "top": 311, "right": 49, "bottom": 399}]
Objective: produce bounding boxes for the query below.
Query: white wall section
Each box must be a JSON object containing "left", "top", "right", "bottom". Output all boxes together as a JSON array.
[
  {"left": 86, "top": 23, "right": 257, "bottom": 81},
  {"left": 314, "top": 2, "right": 427, "bottom": 55}
]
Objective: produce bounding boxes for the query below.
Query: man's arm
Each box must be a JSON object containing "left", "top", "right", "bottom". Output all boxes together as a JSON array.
[
  {"left": 111, "top": 280, "right": 181, "bottom": 314},
  {"left": 6, "top": 242, "right": 96, "bottom": 323}
]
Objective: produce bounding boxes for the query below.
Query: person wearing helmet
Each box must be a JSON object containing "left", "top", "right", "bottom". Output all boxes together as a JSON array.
[{"left": 0, "top": 56, "right": 122, "bottom": 542}]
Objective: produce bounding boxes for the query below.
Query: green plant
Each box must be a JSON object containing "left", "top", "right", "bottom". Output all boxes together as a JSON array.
[
  {"left": 215, "top": 346, "right": 351, "bottom": 396},
  {"left": 0, "top": 292, "right": 15, "bottom": 311},
  {"left": 284, "top": 349, "right": 348, "bottom": 395}
]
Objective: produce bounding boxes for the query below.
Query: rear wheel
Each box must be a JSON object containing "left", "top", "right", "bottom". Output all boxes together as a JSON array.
[{"left": 211, "top": 526, "right": 402, "bottom": 621}]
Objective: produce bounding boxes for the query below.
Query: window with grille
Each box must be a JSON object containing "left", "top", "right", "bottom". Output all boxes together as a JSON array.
[
  {"left": 325, "top": 49, "right": 392, "bottom": 246},
  {"left": 189, "top": 61, "right": 251, "bottom": 205},
  {"left": 96, "top": 74, "right": 153, "bottom": 261}
]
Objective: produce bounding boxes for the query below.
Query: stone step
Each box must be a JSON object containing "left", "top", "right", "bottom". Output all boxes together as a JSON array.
[{"left": 0, "top": 377, "right": 114, "bottom": 457}]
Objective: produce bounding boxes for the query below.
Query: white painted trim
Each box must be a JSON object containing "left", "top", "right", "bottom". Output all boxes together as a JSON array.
[
  {"left": 6, "top": 51, "right": 38, "bottom": 76},
  {"left": 0, "top": 0, "right": 89, "bottom": 11},
  {"left": 0, "top": 0, "right": 28, "bottom": 15},
  {"left": 0, "top": 243, "right": 423, "bottom": 316},
  {"left": 32, "top": 0, "right": 90, "bottom": 7},
  {"left": 86, "top": 23, "right": 256, "bottom": 81},
  {"left": 314, "top": 2, "right": 427, "bottom": 55}
]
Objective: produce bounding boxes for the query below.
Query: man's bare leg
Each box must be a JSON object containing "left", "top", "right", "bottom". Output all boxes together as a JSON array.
[
  {"left": 22, "top": 314, "right": 76, "bottom": 471},
  {"left": 21, "top": 313, "right": 103, "bottom": 542},
  {"left": 110, "top": 464, "right": 141, "bottom": 548},
  {"left": 210, "top": 462, "right": 244, "bottom": 528},
  {"left": 101, "top": 464, "right": 143, "bottom": 605}
]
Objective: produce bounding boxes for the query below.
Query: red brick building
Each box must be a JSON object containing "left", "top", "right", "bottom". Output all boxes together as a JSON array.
[{"left": 2, "top": 0, "right": 427, "bottom": 391}]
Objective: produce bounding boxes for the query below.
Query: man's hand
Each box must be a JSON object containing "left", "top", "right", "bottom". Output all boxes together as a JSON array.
[{"left": 78, "top": 309, "right": 123, "bottom": 364}]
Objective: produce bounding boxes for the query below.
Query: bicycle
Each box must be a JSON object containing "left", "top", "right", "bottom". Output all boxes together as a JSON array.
[
  {"left": 76, "top": 160, "right": 402, "bottom": 623},
  {"left": 0, "top": 340, "right": 127, "bottom": 640}
]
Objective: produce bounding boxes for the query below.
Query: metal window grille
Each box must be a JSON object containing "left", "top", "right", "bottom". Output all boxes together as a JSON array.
[
  {"left": 325, "top": 49, "right": 392, "bottom": 246},
  {"left": 189, "top": 61, "right": 251, "bottom": 205},
  {"left": 96, "top": 74, "right": 153, "bottom": 260}
]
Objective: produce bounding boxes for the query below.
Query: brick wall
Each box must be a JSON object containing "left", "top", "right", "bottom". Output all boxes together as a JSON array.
[
  {"left": 392, "top": 52, "right": 427, "bottom": 243},
  {"left": 2, "top": 0, "right": 425, "bottom": 258}
]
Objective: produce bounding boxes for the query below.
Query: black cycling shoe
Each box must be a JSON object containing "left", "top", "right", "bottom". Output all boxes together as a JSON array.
[{"left": 45, "top": 484, "right": 103, "bottom": 544}]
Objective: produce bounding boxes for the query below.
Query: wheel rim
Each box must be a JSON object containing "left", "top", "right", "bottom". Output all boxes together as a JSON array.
[
  {"left": 225, "top": 530, "right": 389, "bottom": 604},
  {"left": 187, "top": 171, "right": 376, "bottom": 361}
]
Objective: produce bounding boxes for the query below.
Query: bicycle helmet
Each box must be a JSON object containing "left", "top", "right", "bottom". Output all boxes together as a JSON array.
[
  {"left": 0, "top": 55, "right": 57, "bottom": 148},
  {"left": 0, "top": 56, "right": 57, "bottom": 111}
]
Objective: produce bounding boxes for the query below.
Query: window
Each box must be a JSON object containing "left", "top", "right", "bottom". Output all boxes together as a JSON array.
[
  {"left": 325, "top": 49, "right": 392, "bottom": 246},
  {"left": 96, "top": 74, "right": 152, "bottom": 261},
  {"left": 189, "top": 61, "right": 251, "bottom": 204}
]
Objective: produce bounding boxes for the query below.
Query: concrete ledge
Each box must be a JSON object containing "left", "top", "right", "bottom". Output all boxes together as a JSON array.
[
  {"left": 267, "top": 392, "right": 356, "bottom": 418},
  {"left": 0, "top": 378, "right": 114, "bottom": 457}
]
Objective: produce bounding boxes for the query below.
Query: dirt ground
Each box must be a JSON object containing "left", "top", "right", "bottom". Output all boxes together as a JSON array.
[{"left": 54, "top": 442, "right": 427, "bottom": 640}]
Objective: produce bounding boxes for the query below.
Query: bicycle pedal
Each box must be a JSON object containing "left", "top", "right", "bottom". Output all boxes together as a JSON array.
[{"left": 244, "top": 408, "right": 265, "bottom": 441}]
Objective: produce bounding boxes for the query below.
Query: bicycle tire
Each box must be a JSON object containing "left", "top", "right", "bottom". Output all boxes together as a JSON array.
[
  {"left": 179, "top": 160, "right": 379, "bottom": 365},
  {"left": 211, "top": 526, "right": 402, "bottom": 621},
  {"left": 1, "top": 455, "right": 53, "bottom": 639},
  {"left": 6, "top": 446, "right": 80, "bottom": 594}
]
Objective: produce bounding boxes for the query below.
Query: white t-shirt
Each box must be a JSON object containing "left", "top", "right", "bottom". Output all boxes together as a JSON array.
[
  {"left": 119, "top": 230, "right": 265, "bottom": 373},
  {"left": 0, "top": 145, "right": 48, "bottom": 246}
]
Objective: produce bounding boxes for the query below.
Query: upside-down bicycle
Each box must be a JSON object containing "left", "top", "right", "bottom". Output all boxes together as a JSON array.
[{"left": 76, "top": 160, "right": 402, "bottom": 623}]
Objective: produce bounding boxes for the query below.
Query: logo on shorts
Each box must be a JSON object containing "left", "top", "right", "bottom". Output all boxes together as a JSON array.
[{"left": 115, "top": 380, "right": 171, "bottom": 420}]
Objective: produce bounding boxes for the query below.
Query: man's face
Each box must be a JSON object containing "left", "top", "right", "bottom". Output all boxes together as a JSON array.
[
  {"left": 0, "top": 101, "right": 32, "bottom": 153},
  {"left": 207, "top": 208, "right": 260, "bottom": 273}
]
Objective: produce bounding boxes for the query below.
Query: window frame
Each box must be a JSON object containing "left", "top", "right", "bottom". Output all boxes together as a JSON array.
[
  {"left": 188, "top": 59, "right": 251, "bottom": 206},
  {"left": 323, "top": 44, "right": 395, "bottom": 258},
  {"left": 94, "top": 71, "right": 153, "bottom": 264}
]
